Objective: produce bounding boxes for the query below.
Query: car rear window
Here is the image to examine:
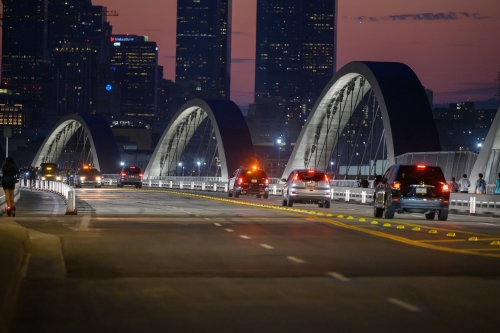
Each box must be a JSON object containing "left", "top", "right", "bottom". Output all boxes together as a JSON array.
[
  {"left": 396, "top": 166, "right": 445, "bottom": 183},
  {"left": 125, "top": 168, "right": 141, "bottom": 175},
  {"left": 242, "top": 170, "right": 267, "bottom": 178},
  {"left": 297, "top": 171, "right": 327, "bottom": 182}
]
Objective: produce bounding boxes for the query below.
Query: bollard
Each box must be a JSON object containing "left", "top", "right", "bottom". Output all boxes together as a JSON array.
[
  {"left": 66, "top": 190, "right": 77, "bottom": 215},
  {"left": 149, "top": 179, "right": 152, "bottom": 187},
  {"left": 202, "top": 182, "right": 206, "bottom": 191},
  {"left": 180, "top": 181, "right": 184, "bottom": 189},
  {"left": 191, "top": 182, "right": 195, "bottom": 190},
  {"left": 159, "top": 180, "right": 162, "bottom": 188},
  {"left": 331, "top": 188, "right": 334, "bottom": 200},
  {"left": 273, "top": 185, "right": 277, "bottom": 195},
  {"left": 224, "top": 183, "right": 228, "bottom": 192},
  {"left": 213, "top": 182, "right": 217, "bottom": 192},
  {"left": 470, "top": 196, "right": 476, "bottom": 214},
  {"left": 169, "top": 181, "right": 173, "bottom": 188},
  {"left": 345, "top": 189, "right": 350, "bottom": 202},
  {"left": 361, "top": 191, "right": 366, "bottom": 204}
]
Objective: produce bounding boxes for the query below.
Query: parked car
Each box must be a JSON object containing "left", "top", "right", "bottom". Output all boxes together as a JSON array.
[
  {"left": 281, "top": 169, "right": 331, "bottom": 208},
  {"left": 373, "top": 164, "right": 450, "bottom": 220},
  {"left": 118, "top": 166, "right": 143, "bottom": 188},
  {"left": 75, "top": 165, "right": 103, "bottom": 188},
  {"left": 228, "top": 167, "right": 269, "bottom": 198}
]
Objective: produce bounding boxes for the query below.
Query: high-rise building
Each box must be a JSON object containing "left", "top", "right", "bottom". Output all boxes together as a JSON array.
[
  {"left": 255, "top": 0, "right": 336, "bottom": 104},
  {"left": 1, "top": 0, "right": 51, "bottom": 109},
  {"left": 175, "top": 0, "right": 232, "bottom": 99},
  {"left": 110, "top": 35, "right": 159, "bottom": 124},
  {"left": 48, "top": 1, "right": 113, "bottom": 115}
]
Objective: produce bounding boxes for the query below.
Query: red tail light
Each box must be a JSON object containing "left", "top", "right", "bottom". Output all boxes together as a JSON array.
[
  {"left": 390, "top": 181, "right": 401, "bottom": 190},
  {"left": 324, "top": 175, "right": 329, "bottom": 182},
  {"left": 264, "top": 178, "right": 269, "bottom": 184},
  {"left": 417, "top": 165, "right": 426, "bottom": 169},
  {"left": 121, "top": 172, "right": 126, "bottom": 177},
  {"left": 442, "top": 184, "right": 450, "bottom": 192},
  {"left": 139, "top": 173, "right": 143, "bottom": 178},
  {"left": 238, "top": 177, "right": 243, "bottom": 185}
]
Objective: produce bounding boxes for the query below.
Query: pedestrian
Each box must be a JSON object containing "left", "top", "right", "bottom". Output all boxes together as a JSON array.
[
  {"left": 458, "top": 174, "right": 470, "bottom": 193},
  {"left": 29, "top": 166, "right": 37, "bottom": 188},
  {"left": 2, "top": 156, "right": 20, "bottom": 216},
  {"left": 449, "top": 177, "right": 459, "bottom": 193},
  {"left": 475, "top": 173, "right": 486, "bottom": 194},
  {"left": 359, "top": 177, "right": 369, "bottom": 188},
  {"left": 495, "top": 173, "right": 500, "bottom": 194}
]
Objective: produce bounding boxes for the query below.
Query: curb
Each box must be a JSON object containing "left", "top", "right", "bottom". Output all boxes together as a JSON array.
[{"left": 0, "top": 222, "right": 30, "bottom": 333}]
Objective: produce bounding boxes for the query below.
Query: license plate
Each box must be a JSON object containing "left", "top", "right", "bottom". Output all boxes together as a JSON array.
[
  {"left": 416, "top": 188, "right": 426, "bottom": 194},
  {"left": 251, "top": 179, "right": 257, "bottom": 183}
]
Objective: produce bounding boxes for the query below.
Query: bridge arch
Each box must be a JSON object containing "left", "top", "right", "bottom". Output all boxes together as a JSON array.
[
  {"left": 144, "top": 99, "right": 255, "bottom": 181},
  {"left": 283, "top": 61, "right": 441, "bottom": 178},
  {"left": 32, "top": 114, "right": 121, "bottom": 173}
]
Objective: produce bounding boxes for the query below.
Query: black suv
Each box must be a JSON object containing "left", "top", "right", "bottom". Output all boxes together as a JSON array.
[
  {"left": 118, "top": 166, "right": 143, "bottom": 188},
  {"left": 75, "top": 166, "right": 102, "bottom": 188},
  {"left": 374, "top": 164, "right": 450, "bottom": 220},
  {"left": 228, "top": 167, "right": 269, "bottom": 198}
]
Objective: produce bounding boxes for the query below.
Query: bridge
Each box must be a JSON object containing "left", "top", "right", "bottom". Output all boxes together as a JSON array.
[{"left": 3, "top": 56, "right": 500, "bottom": 332}]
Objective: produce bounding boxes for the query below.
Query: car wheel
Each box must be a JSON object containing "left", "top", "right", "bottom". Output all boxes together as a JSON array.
[
  {"left": 263, "top": 192, "right": 269, "bottom": 199},
  {"left": 425, "top": 212, "right": 435, "bottom": 220},
  {"left": 282, "top": 194, "right": 287, "bottom": 206},
  {"left": 138, "top": 184, "right": 142, "bottom": 189},
  {"left": 287, "top": 196, "right": 293, "bottom": 207},
  {"left": 228, "top": 190, "right": 233, "bottom": 197},
  {"left": 324, "top": 200, "right": 331, "bottom": 209},
  {"left": 318, "top": 202, "right": 324, "bottom": 208},
  {"left": 373, "top": 203, "right": 383, "bottom": 218},
  {"left": 384, "top": 200, "right": 395, "bottom": 219},
  {"left": 234, "top": 189, "right": 240, "bottom": 198},
  {"left": 256, "top": 195, "right": 261, "bottom": 198},
  {"left": 438, "top": 209, "right": 448, "bottom": 221}
]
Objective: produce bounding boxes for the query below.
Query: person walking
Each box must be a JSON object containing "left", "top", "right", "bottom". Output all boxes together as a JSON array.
[
  {"left": 475, "top": 173, "right": 487, "bottom": 194},
  {"left": 495, "top": 173, "right": 500, "bottom": 194},
  {"left": 449, "top": 177, "right": 459, "bottom": 193},
  {"left": 2, "top": 156, "right": 20, "bottom": 216},
  {"left": 29, "top": 166, "right": 37, "bottom": 189},
  {"left": 458, "top": 174, "right": 470, "bottom": 193}
]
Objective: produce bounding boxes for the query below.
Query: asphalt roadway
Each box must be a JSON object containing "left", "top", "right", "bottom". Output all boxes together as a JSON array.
[{"left": 5, "top": 187, "right": 500, "bottom": 332}]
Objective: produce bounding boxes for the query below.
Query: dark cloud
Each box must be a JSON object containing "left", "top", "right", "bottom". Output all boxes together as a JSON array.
[{"left": 353, "top": 12, "right": 491, "bottom": 22}]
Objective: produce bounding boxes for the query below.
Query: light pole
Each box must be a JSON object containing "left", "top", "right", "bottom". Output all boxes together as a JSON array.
[
  {"left": 178, "top": 162, "right": 182, "bottom": 176},
  {"left": 277, "top": 138, "right": 282, "bottom": 177},
  {"left": 330, "top": 161, "right": 333, "bottom": 173},
  {"left": 197, "top": 161, "right": 201, "bottom": 176}
]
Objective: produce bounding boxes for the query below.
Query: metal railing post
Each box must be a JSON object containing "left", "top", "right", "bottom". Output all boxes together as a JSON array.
[{"left": 66, "top": 190, "right": 77, "bottom": 215}]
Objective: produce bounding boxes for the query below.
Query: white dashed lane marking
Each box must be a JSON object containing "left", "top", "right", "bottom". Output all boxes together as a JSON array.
[
  {"left": 287, "top": 256, "right": 305, "bottom": 264},
  {"left": 225, "top": 229, "right": 234, "bottom": 232},
  {"left": 327, "top": 272, "right": 351, "bottom": 282},
  {"left": 387, "top": 298, "right": 422, "bottom": 312},
  {"left": 240, "top": 235, "right": 251, "bottom": 239},
  {"left": 214, "top": 223, "right": 221, "bottom": 227},
  {"left": 260, "top": 244, "right": 274, "bottom": 249}
]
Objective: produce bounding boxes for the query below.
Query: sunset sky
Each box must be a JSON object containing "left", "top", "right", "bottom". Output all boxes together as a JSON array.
[{"left": 97, "top": 0, "right": 500, "bottom": 107}]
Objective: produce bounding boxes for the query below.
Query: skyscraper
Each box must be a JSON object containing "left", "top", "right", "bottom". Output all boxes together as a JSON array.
[
  {"left": 1, "top": 0, "right": 50, "bottom": 109},
  {"left": 110, "top": 35, "right": 159, "bottom": 124},
  {"left": 175, "top": 0, "right": 232, "bottom": 100},
  {"left": 255, "top": 0, "right": 336, "bottom": 103}
]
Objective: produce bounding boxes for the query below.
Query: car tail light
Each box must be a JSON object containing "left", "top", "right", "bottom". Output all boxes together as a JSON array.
[
  {"left": 417, "top": 165, "right": 426, "bottom": 169},
  {"left": 389, "top": 181, "right": 401, "bottom": 190},
  {"left": 121, "top": 172, "right": 126, "bottom": 177},
  {"left": 264, "top": 178, "right": 269, "bottom": 184},
  {"left": 139, "top": 173, "right": 143, "bottom": 178},
  {"left": 308, "top": 170, "right": 315, "bottom": 173},
  {"left": 324, "top": 175, "right": 329, "bottom": 182},
  {"left": 442, "top": 184, "right": 450, "bottom": 192},
  {"left": 238, "top": 177, "right": 244, "bottom": 185}
]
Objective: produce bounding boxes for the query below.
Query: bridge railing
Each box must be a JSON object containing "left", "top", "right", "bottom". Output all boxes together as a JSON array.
[{"left": 20, "top": 179, "right": 76, "bottom": 214}]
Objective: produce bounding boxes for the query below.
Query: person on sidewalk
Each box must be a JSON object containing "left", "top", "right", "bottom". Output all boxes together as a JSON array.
[
  {"left": 449, "top": 177, "right": 459, "bottom": 193},
  {"left": 495, "top": 173, "right": 500, "bottom": 194},
  {"left": 475, "top": 173, "right": 487, "bottom": 194},
  {"left": 2, "top": 156, "right": 20, "bottom": 216},
  {"left": 458, "top": 174, "right": 470, "bottom": 193}
]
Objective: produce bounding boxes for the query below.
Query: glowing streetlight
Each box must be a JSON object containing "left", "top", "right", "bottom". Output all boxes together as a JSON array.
[{"left": 277, "top": 138, "right": 282, "bottom": 176}]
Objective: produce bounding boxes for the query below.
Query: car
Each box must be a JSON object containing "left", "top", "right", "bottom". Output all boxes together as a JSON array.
[
  {"left": 281, "top": 169, "right": 331, "bottom": 208},
  {"left": 118, "top": 166, "right": 143, "bottom": 188},
  {"left": 75, "top": 165, "right": 103, "bottom": 188},
  {"left": 373, "top": 164, "right": 450, "bottom": 221},
  {"left": 228, "top": 167, "right": 269, "bottom": 198}
]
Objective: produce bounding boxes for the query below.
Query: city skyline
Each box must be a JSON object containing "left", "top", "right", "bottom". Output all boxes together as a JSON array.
[{"left": 10, "top": 0, "right": 499, "bottom": 107}]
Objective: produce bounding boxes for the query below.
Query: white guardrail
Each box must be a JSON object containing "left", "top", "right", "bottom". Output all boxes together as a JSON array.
[{"left": 19, "top": 175, "right": 500, "bottom": 216}]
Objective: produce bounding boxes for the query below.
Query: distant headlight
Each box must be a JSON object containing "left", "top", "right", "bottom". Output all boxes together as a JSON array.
[
  {"left": 95, "top": 176, "right": 101, "bottom": 181},
  {"left": 41, "top": 176, "right": 46, "bottom": 181},
  {"left": 80, "top": 176, "right": 86, "bottom": 181},
  {"left": 56, "top": 176, "right": 61, "bottom": 181}
]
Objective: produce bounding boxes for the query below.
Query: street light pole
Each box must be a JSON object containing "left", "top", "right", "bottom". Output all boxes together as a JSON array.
[{"left": 277, "top": 138, "right": 282, "bottom": 177}]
